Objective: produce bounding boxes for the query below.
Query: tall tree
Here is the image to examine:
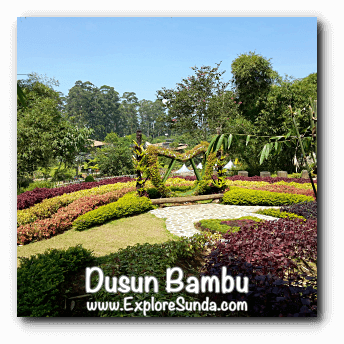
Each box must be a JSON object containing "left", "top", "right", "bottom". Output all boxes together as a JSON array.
[
  {"left": 231, "top": 51, "right": 278, "bottom": 123},
  {"left": 64, "top": 81, "right": 121, "bottom": 141},
  {"left": 156, "top": 62, "right": 230, "bottom": 142},
  {"left": 137, "top": 99, "right": 166, "bottom": 139},
  {"left": 119, "top": 92, "right": 139, "bottom": 136},
  {"left": 208, "top": 52, "right": 318, "bottom": 175},
  {"left": 17, "top": 77, "right": 92, "bottom": 180}
]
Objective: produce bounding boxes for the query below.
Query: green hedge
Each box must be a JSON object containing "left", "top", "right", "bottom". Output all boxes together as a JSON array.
[
  {"left": 17, "top": 245, "right": 94, "bottom": 317},
  {"left": 222, "top": 187, "right": 314, "bottom": 206},
  {"left": 255, "top": 208, "right": 306, "bottom": 220},
  {"left": 73, "top": 193, "right": 153, "bottom": 231},
  {"left": 195, "top": 216, "right": 264, "bottom": 235}
]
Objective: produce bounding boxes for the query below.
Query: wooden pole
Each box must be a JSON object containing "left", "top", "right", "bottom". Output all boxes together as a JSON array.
[{"left": 135, "top": 129, "right": 144, "bottom": 196}]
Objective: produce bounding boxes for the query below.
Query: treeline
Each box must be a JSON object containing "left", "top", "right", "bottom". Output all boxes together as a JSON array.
[
  {"left": 62, "top": 82, "right": 169, "bottom": 141},
  {"left": 156, "top": 52, "right": 317, "bottom": 175},
  {"left": 17, "top": 51, "right": 317, "bottom": 185}
]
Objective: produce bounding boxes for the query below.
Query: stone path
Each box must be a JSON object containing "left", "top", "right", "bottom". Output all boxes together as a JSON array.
[{"left": 149, "top": 203, "right": 280, "bottom": 237}]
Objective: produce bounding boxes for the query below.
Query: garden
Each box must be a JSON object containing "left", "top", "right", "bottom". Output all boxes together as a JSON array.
[
  {"left": 17, "top": 165, "right": 317, "bottom": 317},
  {"left": 17, "top": 53, "right": 317, "bottom": 318}
]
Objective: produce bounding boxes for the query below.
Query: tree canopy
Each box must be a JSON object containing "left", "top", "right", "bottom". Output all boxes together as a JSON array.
[
  {"left": 156, "top": 62, "right": 230, "bottom": 142},
  {"left": 156, "top": 53, "right": 317, "bottom": 174},
  {"left": 63, "top": 81, "right": 121, "bottom": 141},
  {"left": 17, "top": 76, "right": 92, "bottom": 180}
]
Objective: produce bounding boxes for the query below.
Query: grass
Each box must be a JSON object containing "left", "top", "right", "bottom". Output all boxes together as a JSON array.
[{"left": 17, "top": 212, "right": 177, "bottom": 267}]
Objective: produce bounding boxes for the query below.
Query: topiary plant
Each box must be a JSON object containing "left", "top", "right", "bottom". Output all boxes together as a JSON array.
[{"left": 85, "top": 175, "right": 95, "bottom": 183}]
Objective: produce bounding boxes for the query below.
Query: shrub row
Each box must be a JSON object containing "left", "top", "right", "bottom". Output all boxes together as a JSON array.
[
  {"left": 194, "top": 216, "right": 265, "bottom": 235},
  {"left": 17, "top": 233, "right": 221, "bottom": 317},
  {"left": 17, "top": 245, "right": 95, "bottom": 317},
  {"left": 17, "top": 176, "right": 134, "bottom": 210},
  {"left": 225, "top": 179, "right": 316, "bottom": 191},
  {"left": 17, "top": 177, "right": 194, "bottom": 227},
  {"left": 280, "top": 201, "right": 317, "bottom": 220},
  {"left": 17, "top": 188, "right": 134, "bottom": 245},
  {"left": 222, "top": 187, "right": 314, "bottom": 206},
  {"left": 255, "top": 208, "right": 306, "bottom": 221},
  {"left": 202, "top": 218, "right": 317, "bottom": 316},
  {"left": 89, "top": 233, "right": 221, "bottom": 317},
  {"left": 17, "top": 181, "right": 135, "bottom": 227},
  {"left": 226, "top": 175, "right": 316, "bottom": 184},
  {"left": 170, "top": 175, "right": 316, "bottom": 184},
  {"left": 73, "top": 193, "right": 154, "bottom": 231},
  {"left": 234, "top": 184, "right": 316, "bottom": 199}
]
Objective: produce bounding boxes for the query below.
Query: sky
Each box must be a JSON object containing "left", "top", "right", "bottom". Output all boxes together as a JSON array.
[{"left": 17, "top": 16, "right": 317, "bottom": 102}]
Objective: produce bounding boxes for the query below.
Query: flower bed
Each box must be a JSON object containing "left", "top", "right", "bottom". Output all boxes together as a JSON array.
[
  {"left": 230, "top": 183, "right": 316, "bottom": 199},
  {"left": 17, "top": 182, "right": 135, "bottom": 227},
  {"left": 17, "top": 176, "right": 135, "bottom": 210},
  {"left": 17, "top": 169, "right": 318, "bottom": 316},
  {"left": 202, "top": 217, "right": 317, "bottom": 316},
  {"left": 17, "top": 188, "right": 134, "bottom": 245}
]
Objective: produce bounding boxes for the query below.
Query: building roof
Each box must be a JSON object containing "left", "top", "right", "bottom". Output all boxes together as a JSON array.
[
  {"left": 88, "top": 140, "right": 107, "bottom": 147},
  {"left": 175, "top": 145, "right": 188, "bottom": 151}
]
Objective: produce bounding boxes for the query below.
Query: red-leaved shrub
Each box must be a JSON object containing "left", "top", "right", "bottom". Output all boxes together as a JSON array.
[
  {"left": 17, "top": 176, "right": 134, "bottom": 210},
  {"left": 202, "top": 218, "right": 317, "bottom": 316},
  {"left": 236, "top": 184, "right": 316, "bottom": 199},
  {"left": 17, "top": 187, "right": 134, "bottom": 245},
  {"left": 172, "top": 175, "right": 316, "bottom": 184}
]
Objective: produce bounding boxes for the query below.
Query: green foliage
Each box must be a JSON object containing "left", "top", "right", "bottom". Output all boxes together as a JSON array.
[
  {"left": 196, "top": 152, "right": 217, "bottom": 195},
  {"left": 17, "top": 76, "right": 93, "bottom": 179},
  {"left": 95, "top": 132, "right": 135, "bottom": 177},
  {"left": 63, "top": 81, "right": 121, "bottom": 141},
  {"left": 50, "top": 164, "right": 76, "bottom": 182},
  {"left": 195, "top": 216, "right": 264, "bottom": 235},
  {"left": 231, "top": 51, "right": 278, "bottom": 123},
  {"left": 85, "top": 175, "right": 95, "bottom": 183},
  {"left": 18, "top": 180, "right": 56, "bottom": 195},
  {"left": 157, "top": 62, "right": 231, "bottom": 142},
  {"left": 17, "top": 245, "right": 94, "bottom": 317},
  {"left": 144, "top": 145, "right": 171, "bottom": 197},
  {"left": 119, "top": 92, "right": 139, "bottom": 136},
  {"left": 222, "top": 187, "right": 314, "bottom": 206},
  {"left": 17, "top": 176, "right": 34, "bottom": 191},
  {"left": 82, "top": 157, "right": 99, "bottom": 175},
  {"left": 255, "top": 208, "right": 306, "bottom": 221},
  {"left": 88, "top": 232, "right": 216, "bottom": 317},
  {"left": 137, "top": 99, "right": 167, "bottom": 139},
  {"left": 73, "top": 193, "right": 153, "bottom": 231},
  {"left": 145, "top": 187, "right": 162, "bottom": 199},
  {"left": 222, "top": 52, "right": 317, "bottom": 174}
]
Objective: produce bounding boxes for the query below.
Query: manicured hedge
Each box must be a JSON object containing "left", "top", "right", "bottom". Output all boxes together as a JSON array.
[
  {"left": 226, "top": 175, "right": 316, "bottom": 184},
  {"left": 222, "top": 187, "right": 314, "bottom": 206},
  {"left": 17, "top": 188, "right": 133, "bottom": 245},
  {"left": 255, "top": 208, "right": 306, "bottom": 221},
  {"left": 17, "top": 176, "right": 134, "bottom": 210},
  {"left": 169, "top": 175, "right": 316, "bottom": 184},
  {"left": 226, "top": 179, "right": 316, "bottom": 192},
  {"left": 17, "top": 182, "right": 135, "bottom": 227},
  {"left": 73, "top": 193, "right": 154, "bottom": 231},
  {"left": 235, "top": 184, "right": 316, "bottom": 199}
]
